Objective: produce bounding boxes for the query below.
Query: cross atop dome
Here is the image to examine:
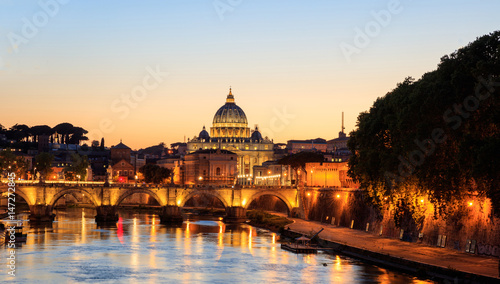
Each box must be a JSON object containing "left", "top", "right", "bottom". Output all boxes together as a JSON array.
[{"left": 226, "top": 87, "right": 235, "bottom": 103}]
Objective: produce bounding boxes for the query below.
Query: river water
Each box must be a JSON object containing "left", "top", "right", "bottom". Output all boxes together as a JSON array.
[{"left": 1, "top": 208, "right": 432, "bottom": 283}]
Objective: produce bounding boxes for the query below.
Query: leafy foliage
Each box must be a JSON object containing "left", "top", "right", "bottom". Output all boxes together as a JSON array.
[
  {"left": 139, "top": 164, "right": 171, "bottom": 184},
  {"left": 0, "top": 149, "right": 29, "bottom": 179},
  {"left": 278, "top": 151, "right": 324, "bottom": 186},
  {"left": 246, "top": 210, "right": 293, "bottom": 230},
  {"left": 348, "top": 31, "right": 500, "bottom": 222},
  {"left": 0, "top": 122, "right": 89, "bottom": 147},
  {"left": 35, "top": 152, "right": 54, "bottom": 182},
  {"left": 278, "top": 151, "right": 324, "bottom": 172},
  {"left": 65, "top": 153, "right": 89, "bottom": 181}
]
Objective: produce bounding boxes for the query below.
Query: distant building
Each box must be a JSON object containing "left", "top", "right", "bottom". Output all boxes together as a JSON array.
[
  {"left": 111, "top": 140, "right": 132, "bottom": 164},
  {"left": 327, "top": 112, "right": 351, "bottom": 161},
  {"left": 110, "top": 141, "right": 135, "bottom": 182},
  {"left": 327, "top": 132, "right": 349, "bottom": 152},
  {"left": 253, "top": 161, "right": 293, "bottom": 186},
  {"left": 111, "top": 159, "right": 135, "bottom": 182},
  {"left": 183, "top": 149, "right": 237, "bottom": 185},
  {"left": 187, "top": 88, "right": 274, "bottom": 184},
  {"left": 305, "top": 161, "right": 359, "bottom": 188},
  {"left": 286, "top": 138, "right": 327, "bottom": 154},
  {"left": 88, "top": 152, "right": 109, "bottom": 181},
  {"left": 131, "top": 153, "right": 146, "bottom": 172},
  {"left": 273, "top": 143, "right": 288, "bottom": 161},
  {"left": 38, "top": 135, "right": 50, "bottom": 153}
]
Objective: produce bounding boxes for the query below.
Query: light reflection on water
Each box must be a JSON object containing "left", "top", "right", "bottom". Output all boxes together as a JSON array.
[{"left": 1, "top": 208, "right": 433, "bottom": 283}]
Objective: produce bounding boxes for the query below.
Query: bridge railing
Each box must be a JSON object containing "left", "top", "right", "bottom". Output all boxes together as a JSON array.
[{"left": 3, "top": 180, "right": 359, "bottom": 192}]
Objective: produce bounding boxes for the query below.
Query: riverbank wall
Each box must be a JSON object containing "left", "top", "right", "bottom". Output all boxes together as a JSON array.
[{"left": 303, "top": 189, "right": 500, "bottom": 258}]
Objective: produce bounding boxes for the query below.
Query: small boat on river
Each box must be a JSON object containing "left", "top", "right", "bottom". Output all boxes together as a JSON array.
[
  {"left": 281, "top": 235, "right": 318, "bottom": 254},
  {"left": 3, "top": 223, "right": 27, "bottom": 244},
  {"left": 281, "top": 228, "right": 325, "bottom": 254}
]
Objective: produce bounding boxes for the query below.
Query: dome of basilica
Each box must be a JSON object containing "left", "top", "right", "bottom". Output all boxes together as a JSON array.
[
  {"left": 212, "top": 88, "right": 248, "bottom": 127},
  {"left": 198, "top": 126, "right": 210, "bottom": 140},
  {"left": 251, "top": 126, "right": 263, "bottom": 142}
]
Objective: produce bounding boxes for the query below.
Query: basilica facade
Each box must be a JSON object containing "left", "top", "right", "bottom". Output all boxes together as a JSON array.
[{"left": 187, "top": 88, "right": 274, "bottom": 184}]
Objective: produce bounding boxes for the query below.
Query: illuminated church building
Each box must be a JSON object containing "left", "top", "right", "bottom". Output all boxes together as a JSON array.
[{"left": 187, "top": 88, "right": 274, "bottom": 184}]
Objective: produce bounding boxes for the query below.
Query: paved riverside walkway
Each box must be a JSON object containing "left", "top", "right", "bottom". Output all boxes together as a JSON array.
[{"left": 282, "top": 216, "right": 499, "bottom": 280}]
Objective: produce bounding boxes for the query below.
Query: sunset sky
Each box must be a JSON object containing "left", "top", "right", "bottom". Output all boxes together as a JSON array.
[{"left": 1, "top": 1, "right": 499, "bottom": 149}]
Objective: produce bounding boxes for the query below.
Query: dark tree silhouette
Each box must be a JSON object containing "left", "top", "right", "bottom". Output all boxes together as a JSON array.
[
  {"left": 348, "top": 31, "right": 500, "bottom": 219},
  {"left": 139, "top": 164, "right": 171, "bottom": 184}
]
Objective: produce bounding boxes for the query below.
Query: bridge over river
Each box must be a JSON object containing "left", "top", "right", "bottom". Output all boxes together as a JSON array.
[{"left": 1, "top": 182, "right": 307, "bottom": 224}]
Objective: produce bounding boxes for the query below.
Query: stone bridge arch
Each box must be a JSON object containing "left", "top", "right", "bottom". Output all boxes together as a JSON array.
[
  {"left": 179, "top": 189, "right": 230, "bottom": 208},
  {"left": 115, "top": 188, "right": 166, "bottom": 207},
  {"left": 244, "top": 190, "right": 294, "bottom": 214},
  {"left": 48, "top": 187, "right": 100, "bottom": 208},
  {"left": 9, "top": 187, "right": 35, "bottom": 206}
]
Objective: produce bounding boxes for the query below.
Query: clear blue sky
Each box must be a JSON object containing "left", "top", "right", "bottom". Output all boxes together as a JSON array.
[{"left": 1, "top": 0, "right": 499, "bottom": 149}]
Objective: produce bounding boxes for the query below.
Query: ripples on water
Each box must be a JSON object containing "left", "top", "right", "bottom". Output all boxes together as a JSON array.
[{"left": 1, "top": 208, "right": 433, "bottom": 283}]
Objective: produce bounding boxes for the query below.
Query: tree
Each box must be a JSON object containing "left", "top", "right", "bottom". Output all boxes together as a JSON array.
[
  {"left": 278, "top": 151, "right": 324, "bottom": 185},
  {"left": 30, "top": 125, "right": 53, "bottom": 143},
  {"left": 53, "top": 122, "right": 74, "bottom": 144},
  {"left": 68, "top": 126, "right": 88, "bottom": 145},
  {"left": 91, "top": 140, "right": 99, "bottom": 148},
  {"left": 80, "top": 144, "right": 89, "bottom": 152},
  {"left": 35, "top": 152, "right": 54, "bottom": 182},
  {"left": 139, "top": 164, "right": 171, "bottom": 184},
  {"left": 0, "top": 149, "right": 29, "bottom": 179},
  {"left": 348, "top": 31, "right": 500, "bottom": 222},
  {"left": 9, "top": 124, "right": 30, "bottom": 142},
  {"left": 65, "top": 153, "right": 89, "bottom": 181}
]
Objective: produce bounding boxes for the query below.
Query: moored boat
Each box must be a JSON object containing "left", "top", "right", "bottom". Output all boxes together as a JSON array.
[{"left": 3, "top": 225, "right": 27, "bottom": 244}]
